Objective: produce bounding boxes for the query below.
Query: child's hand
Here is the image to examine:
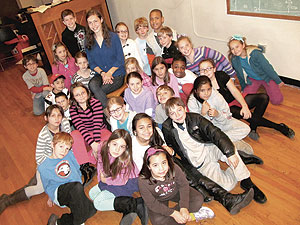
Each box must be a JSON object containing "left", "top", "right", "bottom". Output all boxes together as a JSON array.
[
  {"left": 240, "top": 106, "right": 251, "bottom": 119},
  {"left": 43, "top": 86, "right": 53, "bottom": 92},
  {"left": 91, "top": 142, "right": 99, "bottom": 160},
  {"left": 201, "top": 101, "right": 210, "bottom": 116},
  {"left": 163, "top": 145, "right": 174, "bottom": 155},
  {"left": 100, "top": 172, "right": 106, "bottom": 183},
  {"left": 228, "top": 154, "right": 239, "bottom": 168},
  {"left": 31, "top": 92, "right": 36, "bottom": 100},
  {"left": 180, "top": 208, "right": 191, "bottom": 221},
  {"left": 278, "top": 82, "right": 284, "bottom": 87},
  {"left": 47, "top": 197, "right": 54, "bottom": 207},
  {"left": 170, "top": 210, "right": 187, "bottom": 224},
  {"left": 208, "top": 108, "right": 218, "bottom": 118}
]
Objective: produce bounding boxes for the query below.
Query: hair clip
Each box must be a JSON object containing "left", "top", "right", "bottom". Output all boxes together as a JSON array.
[{"left": 231, "top": 35, "right": 244, "bottom": 43}]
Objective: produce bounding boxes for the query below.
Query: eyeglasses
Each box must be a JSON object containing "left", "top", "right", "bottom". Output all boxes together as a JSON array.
[
  {"left": 74, "top": 91, "right": 87, "bottom": 98},
  {"left": 199, "top": 67, "right": 213, "bottom": 73},
  {"left": 109, "top": 106, "right": 122, "bottom": 115},
  {"left": 116, "top": 30, "right": 128, "bottom": 34}
]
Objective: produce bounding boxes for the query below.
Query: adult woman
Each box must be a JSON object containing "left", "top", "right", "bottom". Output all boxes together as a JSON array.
[
  {"left": 85, "top": 9, "right": 126, "bottom": 108},
  {"left": 176, "top": 36, "right": 235, "bottom": 77}
]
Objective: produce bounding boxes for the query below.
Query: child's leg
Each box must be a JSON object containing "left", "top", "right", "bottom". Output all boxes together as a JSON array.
[
  {"left": 57, "top": 182, "right": 96, "bottom": 225},
  {"left": 148, "top": 201, "right": 180, "bottom": 225},
  {"left": 224, "top": 118, "right": 251, "bottom": 142},
  {"left": 33, "top": 94, "right": 45, "bottom": 116},
  {"left": 89, "top": 185, "right": 115, "bottom": 211},
  {"left": 243, "top": 78, "right": 262, "bottom": 95},
  {"left": 24, "top": 170, "right": 44, "bottom": 197},
  {"left": 261, "top": 80, "right": 283, "bottom": 105}
]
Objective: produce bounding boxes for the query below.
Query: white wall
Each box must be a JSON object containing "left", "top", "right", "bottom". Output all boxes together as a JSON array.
[{"left": 106, "top": 0, "right": 300, "bottom": 81}]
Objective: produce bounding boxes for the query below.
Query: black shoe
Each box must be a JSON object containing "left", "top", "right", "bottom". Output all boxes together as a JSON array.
[
  {"left": 238, "top": 150, "right": 264, "bottom": 165},
  {"left": 47, "top": 214, "right": 59, "bottom": 225},
  {"left": 224, "top": 188, "right": 254, "bottom": 215},
  {"left": 85, "top": 164, "right": 97, "bottom": 187},
  {"left": 240, "top": 182, "right": 267, "bottom": 204},
  {"left": 279, "top": 123, "right": 295, "bottom": 139}
]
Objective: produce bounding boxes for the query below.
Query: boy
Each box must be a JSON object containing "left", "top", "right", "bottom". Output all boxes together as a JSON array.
[
  {"left": 162, "top": 97, "right": 267, "bottom": 204},
  {"left": 38, "top": 132, "right": 96, "bottom": 225},
  {"left": 155, "top": 85, "right": 175, "bottom": 127},
  {"left": 55, "top": 92, "right": 71, "bottom": 121},
  {"left": 61, "top": 9, "right": 86, "bottom": 57},
  {"left": 22, "top": 55, "right": 52, "bottom": 116},
  {"left": 146, "top": 9, "right": 178, "bottom": 56},
  {"left": 157, "top": 26, "right": 181, "bottom": 67},
  {"left": 134, "top": 17, "right": 154, "bottom": 75},
  {"left": 45, "top": 74, "right": 69, "bottom": 110}
]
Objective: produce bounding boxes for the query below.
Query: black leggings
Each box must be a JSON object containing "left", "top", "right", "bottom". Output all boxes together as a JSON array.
[{"left": 230, "top": 93, "right": 282, "bottom": 132}]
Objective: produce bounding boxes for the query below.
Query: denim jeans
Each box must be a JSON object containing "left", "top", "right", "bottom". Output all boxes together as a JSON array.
[{"left": 33, "top": 90, "right": 49, "bottom": 116}]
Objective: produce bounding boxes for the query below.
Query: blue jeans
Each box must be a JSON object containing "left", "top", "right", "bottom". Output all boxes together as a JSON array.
[{"left": 33, "top": 90, "right": 49, "bottom": 116}]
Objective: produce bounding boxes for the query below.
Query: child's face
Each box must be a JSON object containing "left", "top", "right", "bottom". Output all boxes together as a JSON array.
[
  {"left": 229, "top": 40, "right": 246, "bottom": 57},
  {"left": 157, "top": 89, "right": 173, "bottom": 104},
  {"left": 148, "top": 153, "right": 169, "bottom": 181},
  {"left": 126, "top": 63, "right": 138, "bottom": 74},
  {"left": 158, "top": 34, "right": 172, "bottom": 48},
  {"left": 149, "top": 11, "right": 164, "bottom": 32},
  {"left": 108, "top": 138, "right": 127, "bottom": 158},
  {"left": 73, "top": 87, "right": 88, "bottom": 105},
  {"left": 87, "top": 15, "right": 103, "bottom": 34},
  {"left": 171, "top": 60, "right": 186, "bottom": 78},
  {"left": 51, "top": 78, "right": 65, "bottom": 92},
  {"left": 55, "top": 46, "right": 67, "bottom": 62},
  {"left": 197, "top": 83, "right": 212, "bottom": 101},
  {"left": 76, "top": 57, "right": 89, "bottom": 71},
  {"left": 116, "top": 25, "right": 128, "bottom": 42},
  {"left": 52, "top": 141, "right": 71, "bottom": 159},
  {"left": 199, "top": 61, "right": 216, "bottom": 79},
  {"left": 153, "top": 63, "right": 167, "bottom": 81},
  {"left": 63, "top": 15, "right": 76, "bottom": 30},
  {"left": 168, "top": 105, "right": 186, "bottom": 124},
  {"left": 136, "top": 26, "right": 149, "bottom": 39},
  {"left": 55, "top": 96, "right": 69, "bottom": 111},
  {"left": 25, "top": 60, "right": 38, "bottom": 74},
  {"left": 177, "top": 39, "right": 193, "bottom": 57},
  {"left": 135, "top": 118, "right": 153, "bottom": 143},
  {"left": 109, "top": 104, "right": 126, "bottom": 121},
  {"left": 128, "top": 77, "right": 143, "bottom": 95},
  {"left": 45, "top": 108, "right": 63, "bottom": 128}
]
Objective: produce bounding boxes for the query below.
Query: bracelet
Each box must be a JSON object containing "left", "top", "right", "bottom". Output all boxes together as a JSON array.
[{"left": 99, "top": 70, "right": 104, "bottom": 75}]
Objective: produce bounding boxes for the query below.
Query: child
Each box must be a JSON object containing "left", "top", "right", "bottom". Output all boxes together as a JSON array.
[
  {"left": 72, "top": 51, "right": 96, "bottom": 88},
  {"left": 151, "top": 56, "right": 180, "bottom": 97},
  {"left": 155, "top": 85, "right": 175, "bottom": 127},
  {"left": 124, "top": 72, "right": 156, "bottom": 118},
  {"left": 177, "top": 36, "right": 235, "bottom": 77},
  {"left": 134, "top": 17, "right": 153, "bottom": 75},
  {"left": 22, "top": 55, "right": 52, "bottom": 116},
  {"left": 228, "top": 35, "right": 284, "bottom": 105},
  {"left": 157, "top": 26, "right": 181, "bottom": 66},
  {"left": 115, "top": 22, "right": 143, "bottom": 67},
  {"left": 107, "top": 96, "right": 136, "bottom": 134},
  {"left": 89, "top": 129, "right": 147, "bottom": 224},
  {"left": 188, "top": 76, "right": 255, "bottom": 155},
  {"left": 45, "top": 74, "right": 69, "bottom": 110},
  {"left": 125, "top": 57, "right": 152, "bottom": 88},
  {"left": 61, "top": 9, "right": 86, "bottom": 57},
  {"left": 162, "top": 97, "right": 267, "bottom": 204},
  {"left": 55, "top": 92, "right": 71, "bottom": 122},
  {"left": 147, "top": 9, "right": 178, "bottom": 56},
  {"left": 38, "top": 132, "right": 96, "bottom": 225},
  {"left": 138, "top": 146, "right": 214, "bottom": 225},
  {"left": 51, "top": 42, "right": 79, "bottom": 90}
]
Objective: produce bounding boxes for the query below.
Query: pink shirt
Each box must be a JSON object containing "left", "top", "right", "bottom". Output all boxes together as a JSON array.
[{"left": 154, "top": 73, "right": 180, "bottom": 97}]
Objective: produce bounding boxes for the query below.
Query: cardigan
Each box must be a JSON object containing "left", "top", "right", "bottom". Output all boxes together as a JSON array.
[{"left": 122, "top": 38, "right": 143, "bottom": 68}]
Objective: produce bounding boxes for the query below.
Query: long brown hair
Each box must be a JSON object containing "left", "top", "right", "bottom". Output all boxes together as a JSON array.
[
  {"left": 100, "top": 129, "right": 134, "bottom": 179},
  {"left": 69, "top": 82, "right": 92, "bottom": 109},
  {"left": 151, "top": 56, "right": 169, "bottom": 86},
  {"left": 85, "top": 9, "right": 111, "bottom": 50}
]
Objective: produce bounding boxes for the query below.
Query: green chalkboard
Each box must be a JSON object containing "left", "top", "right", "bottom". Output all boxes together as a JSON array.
[{"left": 227, "top": 0, "right": 300, "bottom": 21}]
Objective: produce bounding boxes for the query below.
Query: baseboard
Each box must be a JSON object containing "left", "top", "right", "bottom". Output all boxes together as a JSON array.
[{"left": 280, "top": 76, "right": 300, "bottom": 87}]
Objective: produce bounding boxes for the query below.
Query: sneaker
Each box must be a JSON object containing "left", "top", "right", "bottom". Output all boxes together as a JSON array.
[
  {"left": 193, "top": 206, "right": 215, "bottom": 221},
  {"left": 47, "top": 214, "right": 58, "bottom": 225},
  {"left": 234, "top": 140, "right": 254, "bottom": 154},
  {"left": 279, "top": 123, "right": 295, "bottom": 139},
  {"left": 248, "top": 130, "right": 260, "bottom": 141}
]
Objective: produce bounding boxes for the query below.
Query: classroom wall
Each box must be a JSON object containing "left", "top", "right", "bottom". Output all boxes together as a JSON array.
[{"left": 106, "top": 0, "right": 300, "bottom": 81}]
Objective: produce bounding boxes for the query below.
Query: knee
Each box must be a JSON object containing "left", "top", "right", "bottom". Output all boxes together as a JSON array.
[
  {"left": 270, "top": 95, "right": 283, "bottom": 105},
  {"left": 71, "top": 182, "right": 84, "bottom": 194},
  {"left": 88, "top": 76, "right": 100, "bottom": 91},
  {"left": 260, "top": 93, "right": 269, "bottom": 104}
]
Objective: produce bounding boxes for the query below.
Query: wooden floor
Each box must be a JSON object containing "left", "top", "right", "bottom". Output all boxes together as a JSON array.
[{"left": 0, "top": 64, "right": 300, "bottom": 225}]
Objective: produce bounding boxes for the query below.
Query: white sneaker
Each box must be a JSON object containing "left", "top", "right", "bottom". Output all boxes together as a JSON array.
[
  {"left": 234, "top": 140, "right": 254, "bottom": 154},
  {"left": 193, "top": 206, "right": 215, "bottom": 221}
]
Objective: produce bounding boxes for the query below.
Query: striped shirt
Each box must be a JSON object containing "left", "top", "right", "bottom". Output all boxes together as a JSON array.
[
  {"left": 70, "top": 98, "right": 105, "bottom": 146},
  {"left": 35, "top": 118, "right": 71, "bottom": 165},
  {"left": 186, "top": 47, "right": 236, "bottom": 77}
]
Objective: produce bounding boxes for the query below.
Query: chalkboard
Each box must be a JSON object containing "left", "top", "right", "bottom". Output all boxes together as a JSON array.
[{"left": 227, "top": 0, "right": 300, "bottom": 21}]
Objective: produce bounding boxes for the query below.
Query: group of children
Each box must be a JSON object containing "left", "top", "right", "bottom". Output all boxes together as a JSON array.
[{"left": 4, "top": 6, "right": 295, "bottom": 225}]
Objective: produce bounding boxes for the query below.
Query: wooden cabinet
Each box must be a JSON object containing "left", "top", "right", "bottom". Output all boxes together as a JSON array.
[{"left": 31, "top": 0, "right": 112, "bottom": 65}]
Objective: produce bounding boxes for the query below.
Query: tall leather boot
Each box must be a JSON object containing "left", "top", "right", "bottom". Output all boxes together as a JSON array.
[
  {"left": 113, "top": 196, "right": 148, "bottom": 225},
  {"left": 0, "top": 188, "right": 29, "bottom": 214}
]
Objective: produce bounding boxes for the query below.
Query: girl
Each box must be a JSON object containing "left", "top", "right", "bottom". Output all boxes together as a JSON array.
[
  {"left": 138, "top": 146, "right": 214, "bottom": 225},
  {"left": 51, "top": 42, "right": 79, "bottom": 90},
  {"left": 228, "top": 35, "right": 284, "bottom": 105},
  {"left": 69, "top": 82, "right": 111, "bottom": 163},
  {"left": 176, "top": 36, "right": 235, "bottom": 77},
  {"left": 115, "top": 22, "right": 144, "bottom": 68},
  {"left": 124, "top": 72, "right": 156, "bottom": 118},
  {"left": 188, "top": 76, "right": 253, "bottom": 154},
  {"left": 199, "top": 58, "right": 294, "bottom": 140},
  {"left": 151, "top": 56, "right": 180, "bottom": 97},
  {"left": 86, "top": 9, "right": 125, "bottom": 108},
  {"left": 72, "top": 51, "right": 96, "bottom": 88},
  {"left": 107, "top": 96, "right": 136, "bottom": 134},
  {"left": 89, "top": 129, "right": 147, "bottom": 225}
]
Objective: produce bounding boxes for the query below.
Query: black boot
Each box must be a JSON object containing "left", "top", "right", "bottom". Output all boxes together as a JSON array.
[
  {"left": 80, "top": 163, "right": 96, "bottom": 187},
  {"left": 238, "top": 150, "right": 264, "bottom": 165},
  {"left": 240, "top": 178, "right": 267, "bottom": 204},
  {"left": 0, "top": 188, "right": 29, "bottom": 214},
  {"left": 113, "top": 196, "right": 148, "bottom": 225}
]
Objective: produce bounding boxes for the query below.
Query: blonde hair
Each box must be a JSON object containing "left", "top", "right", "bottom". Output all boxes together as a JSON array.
[
  {"left": 125, "top": 57, "right": 143, "bottom": 74},
  {"left": 176, "top": 36, "right": 193, "bottom": 49},
  {"left": 157, "top": 26, "right": 172, "bottom": 38},
  {"left": 227, "top": 36, "right": 257, "bottom": 62},
  {"left": 156, "top": 85, "right": 175, "bottom": 98},
  {"left": 107, "top": 96, "right": 125, "bottom": 111},
  {"left": 134, "top": 17, "right": 148, "bottom": 31},
  {"left": 52, "top": 132, "right": 74, "bottom": 147}
]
